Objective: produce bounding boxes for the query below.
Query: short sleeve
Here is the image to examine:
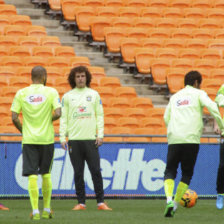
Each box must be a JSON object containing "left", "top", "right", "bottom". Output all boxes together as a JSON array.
[
  {"left": 10, "top": 91, "right": 22, "bottom": 113},
  {"left": 52, "top": 89, "right": 61, "bottom": 110}
]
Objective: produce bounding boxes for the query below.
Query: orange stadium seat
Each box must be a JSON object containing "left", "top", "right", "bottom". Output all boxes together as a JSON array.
[
  {"left": 118, "top": 117, "right": 139, "bottom": 128},
  {"left": 209, "top": 39, "right": 224, "bottom": 50},
  {"left": 90, "top": 77, "right": 99, "bottom": 88},
  {"left": 104, "top": 117, "right": 117, "bottom": 129},
  {"left": 17, "top": 66, "right": 32, "bottom": 77},
  {"left": 135, "top": 47, "right": 154, "bottom": 74},
  {"left": 202, "top": 88, "right": 218, "bottom": 101},
  {"left": 45, "top": 66, "right": 63, "bottom": 78},
  {"left": 194, "top": 59, "right": 216, "bottom": 69},
  {"left": 61, "top": 0, "right": 82, "bottom": 21},
  {"left": 94, "top": 86, "right": 114, "bottom": 98},
  {"left": 178, "top": 48, "right": 201, "bottom": 59},
  {"left": 214, "top": 0, "right": 224, "bottom": 9},
  {"left": 124, "top": 108, "right": 146, "bottom": 119},
  {"left": 192, "top": 28, "right": 214, "bottom": 39},
  {"left": 126, "top": 27, "right": 149, "bottom": 39},
  {"left": 0, "top": 45, "right": 8, "bottom": 56},
  {"left": 70, "top": 56, "right": 90, "bottom": 67},
  {"left": 100, "top": 77, "right": 121, "bottom": 88},
  {"left": 0, "top": 76, "right": 8, "bottom": 87},
  {"left": 104, "top": 0, "right": 124, "bottom": 7},
  {"left": 155, "top": 18, "right": 177, "bottom": 28},
  {"left": 198, "top": 18, "right": 222, "bottom": 29},
  {"left": 40, "top": 36, "right": 61, "bottom": 46},
  {"left": 183, "top": 7, "right": 206, "bottom": 19},
  {"left": 1, "top": 86, "right": 20, "bottom": 97},
  {"left": 48, "top": 56, "right": 70, "bottom": 67},
  {"left": 194, "top": 68, "right": 211, "bottom": 80},
  {"left": 0, "top": 66, "right": 16, "bottom": 77},
  {"left": 133, "top": 17, "right": 155, "bottom": 29},
  {"left": 201, "top": 79, "right": 221, "bottom": 90},
  {"left": 83, "top": 0, "right": 104, "bottom": 7},
  {"left": 17, "top": 36, "right": 39, "bottom": 47},
  {"left": 90, "top": 16, "right": 111, "bottom": 42},
  {"left": 97, "top": 6, "right": 118, "bottom": 17},
  {"left": 134, "top": 127, "right": 155, "bottom": 142},
  {"left": 162, "top": 7, "right": 182, "bottom": 18},
  {"left": 169, "top": 0, "right": 192, "bottom": 8},
  {"left": 163, "top": 38, "right": 185, "bottom": 49},
  {"left": 213, "top": 29, "right": 224, "bottom": 39},
  {"left": 23, "top": 56, "right": 47, "bottom": 67},
  {"left": 4, "top": 25, "right": 26, "bottom": 36},
  {"left": 0, "top": 36, "right": 17, "bottom": 46},
  {"left": 210, "top": 68, "right": 224, "bottom": 82},
  {"left": 140, "top": 117, "right": 163, "bottom": 128},
  {"left": 55, "top": 77, "right": 70, "bottom": 88},
  {"left": 54, "top": 46, "right": 75, "bottom": 57},
  {"left": 110, "top": 126, "right": 133, "bottom": 134},
  {"left": 191, "top": 0, "right": 213, "bottom": 8},
  {"left": 126, "top": 0, "right": 148, "bottom": 7},
  {"left": 171, "top": 28, "right": 192, "bottom": 39},
  {"left": 26, "top": 25, "right": 47, "bottom": 37},
  {"left": 0, "top": 97, "right": 13, "bottom": 110},
  {"left": 131, "top": 97, "right": 153, "bottom": 109},
  {"left": 100, "top": 97, "right": 110, "bottom": 108},
  {"left": 216, "top": 60, "right": 224, "bottom": 69},
  {"left": 109, "top": 97, "right": 131, "bottom": 108},
  {"left": 149, "top": 0, "right": 169, "bottom": 7},
  {"left": 118, "top": 7, "right": 140, "bottom": 18},
  {"left": 155, "top": 48, "right": 178, "bottom": 59},
  {"left": 55, "top": 87, "right": 68, "bottom": 97},
  {"left": 1, "top": 56, "right": 23, "bottom": 67},
  {"left": 48, "top": 0, "right": 62, "bottom": 11},
  {"left": 88, "top": 66, "right": 106, "bottom": 78},
  {"left": 9, "top": 76, "right": 30, "bottom": 88},
  {"left": 104, "top": 107, "right": 123, "bottom": 118},
  {"left": 207, "top": 8, "right": 224, "bottom": 20},
  {"left": 115, "top": 86, "right": 137, "bottom": 98},
  {"left": 0, "top": 15, "right": 10, "bottom": 29},
  {"left": 177, "top": 18, "right": 198, "bottom": 29},
  {"left": 75, "top": 6, "right": 96, "bottom": 32},
  {"left": 185, "top": 38, "right": 209, "bottom": 49},
  {"left": 151, "top": 58, "right": 171, "bottom": 84},
  {"left": 149, "top": 28, "right": 171, "bottom": 38},
  {"left": 141, "top": 37, "right": 164, "bottom": 49},
  {"left": 200, "top": 49, "right": 222, "bottom": 60},
  {"left": 11, "top": 15, "right": 32, "bottom": 26},
  {"left": 120, "top": 37, "right": 140, "bottom": 64},
  {"left": 33, "top": 46, "right": 54, "bottom": 57},
  {"left": 0, "top": 4, "right": 17, "bottom": 15},
  {"left": 140, "top": 7, "right": 162, "bottom": 18},
  {"left": 111, "top": 16, "right": 133, "bottom": 28},
  {"left": 171, "top": 58, "right": 193, "bottom": 69},
  {"left": 9, "top": 46, "right": 32, "bottom": 57},
  {"left": 147, "top": 107, "right": 165, "bottom": 119}
]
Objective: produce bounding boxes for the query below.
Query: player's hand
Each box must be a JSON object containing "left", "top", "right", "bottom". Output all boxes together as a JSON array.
[
  {"left": 214, "top": 126, "right": 221, "bottom": 135},
  {"left": 61, "top": 141, "right": 68, "bottom": 150},
  {"left": 95, "top": 138, "right": 103, "bottom": 147}
]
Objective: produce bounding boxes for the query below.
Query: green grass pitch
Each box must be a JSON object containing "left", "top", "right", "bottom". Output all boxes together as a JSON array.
[{"left": 0, "top": 199, "right": 222, "bottom": 224}]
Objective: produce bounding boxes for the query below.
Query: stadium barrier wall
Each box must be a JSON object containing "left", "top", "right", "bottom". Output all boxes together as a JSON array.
[{"left": 0, "top": 142, "right": 220, "bottom": 197}]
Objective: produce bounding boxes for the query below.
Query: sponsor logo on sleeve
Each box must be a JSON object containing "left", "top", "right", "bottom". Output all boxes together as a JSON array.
[{"left": 26, "top": 94, "right": 46, "bottom": 105}]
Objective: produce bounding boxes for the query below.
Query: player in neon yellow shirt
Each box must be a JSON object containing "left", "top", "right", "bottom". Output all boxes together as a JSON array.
[
  {"left": 60, "top": 66, "right": 112, "bottom": 211},
  {"left": 11, "top": 66, "right": 61, "bottom": 220},
  {"left": 163, "top": 71, "right": 224, "bottom": 217}
]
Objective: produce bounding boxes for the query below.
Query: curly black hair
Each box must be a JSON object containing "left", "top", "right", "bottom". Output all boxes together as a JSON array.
[
  {"left": 184, "top": 70, "right": 202, "bottom": 86},
  {"left": 68, "top": 66, "right": 92, "bottom": 89}
]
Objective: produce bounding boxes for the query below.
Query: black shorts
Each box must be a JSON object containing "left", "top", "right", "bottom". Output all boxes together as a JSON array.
[{"left": 22, "top": 144, "right": 54, "bottom": 176}]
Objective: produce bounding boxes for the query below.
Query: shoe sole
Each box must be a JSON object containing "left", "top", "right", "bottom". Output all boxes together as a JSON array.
[{"left": 164, "top": 207, "right": 174, "bottom": 217}]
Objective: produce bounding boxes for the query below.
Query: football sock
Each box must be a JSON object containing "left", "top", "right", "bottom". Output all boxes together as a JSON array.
[
  {"left": 28, "top": 175, "right": 39, "bottom": 211},
  {"left": 42, "top": 173, "right": 52, "bottom": 210},
  {"left": 164, "top": 179, "right": 175, "bottom": 203},
  {"left": 174, "top": 181, "right": 188, "bottom": 203}
]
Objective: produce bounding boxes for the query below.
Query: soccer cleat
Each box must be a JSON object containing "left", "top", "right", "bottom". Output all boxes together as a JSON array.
[
  {"left": 216, "top": 195, "right": 224, "bottom": 209},
  {"left": 42, "top": 210, "right": 54, "bottom": 219},
  {"left": 0, "top": 203, "right": 9, "bottom": 211},
  {"left": 164, "top": 201, "right": 174, "bottom": 217},
  {"left": 30, "top": 213, "right": 40, "bottom": 220},
  {"left": 98, "top": 203, "right": 112, "bottom": 211},
  {"left": 72, "top": 204, "right": 86, "bottom": 211}
]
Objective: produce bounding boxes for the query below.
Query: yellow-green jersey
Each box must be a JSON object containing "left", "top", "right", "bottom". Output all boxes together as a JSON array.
[
  {"left": 215, "top": 84, "right": 224, "bottom": 135},
  {"left": 59, "top": 87, "right": 104, "bottom": 142},
  {"left": 11, "top": 84, "right": 61, "bottom": 144}
]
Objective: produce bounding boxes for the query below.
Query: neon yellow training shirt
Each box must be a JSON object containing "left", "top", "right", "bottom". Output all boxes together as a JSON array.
[
  {"left": 11, "top": 84, "right": 61, "bottom": 144},
  {"left": 59, "top": 87, "right": 104, "bottom": 142}
]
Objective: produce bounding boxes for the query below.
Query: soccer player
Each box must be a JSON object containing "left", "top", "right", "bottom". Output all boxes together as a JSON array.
[
  {"left": 163, "top": 71, "right": 224, "bottom": 217},
  {"left": 11, "top": 66, "right": 61, "bottom": 220},
  {"left": 60, "top": 66, "right": 112, "bottom": 211},
  {"left": 214, "top": 84, "right": 224, "bottom": 209}
]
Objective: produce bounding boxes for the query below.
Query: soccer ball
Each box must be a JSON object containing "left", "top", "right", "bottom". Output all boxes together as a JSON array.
[{"left": 179, "top": 189, "right": 198, "bottom": 208}]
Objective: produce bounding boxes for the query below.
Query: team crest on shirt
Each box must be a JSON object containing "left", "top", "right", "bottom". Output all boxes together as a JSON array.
[
  {"left": 26, "top": 94, "right": 46, "bottom": 105},
  {"left": 78, "top": 106, "right": 87, "bottom": 113},
  {"left": 86, "top": 96, "right": 92, "bottom": 101}
]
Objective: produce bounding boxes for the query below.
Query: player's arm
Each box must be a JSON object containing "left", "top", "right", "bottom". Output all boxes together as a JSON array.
[
  {"left": 95, "top": 93, "right": 104, "bottom": 147},
  {"left": 52, "top": 89, "right": 62, "bottom": 121},
  {"left": 11, "top": 112, "right": 22, "bottom": 133},
  {"left": 164, "top": 101, "right": 171, "bottom": 127},
  {"left": 52, "top": 107, "right": 61, "bottom": 121},
  {"left": 60, "top": 95, "right": 68, "bottom": 150}
]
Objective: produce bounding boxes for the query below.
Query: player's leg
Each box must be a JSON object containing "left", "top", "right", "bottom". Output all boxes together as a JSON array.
[
  {"left": 39, "top": 144, "right": 54, "bottom": 218},
  {"left": 164, "top": 144, "right": 181, "bottom": 217},
  {"left": 23, "top": 144, "right": 40, "bottom": 220},
  {"left": 68, "top": 140, "right": 86, "bottom": 210},
  {"left": 175, "top": 144, "right": 199, "bottom": 210},
  {"left": 216, "top": 142, "right": 224, "bottom": 209}
]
